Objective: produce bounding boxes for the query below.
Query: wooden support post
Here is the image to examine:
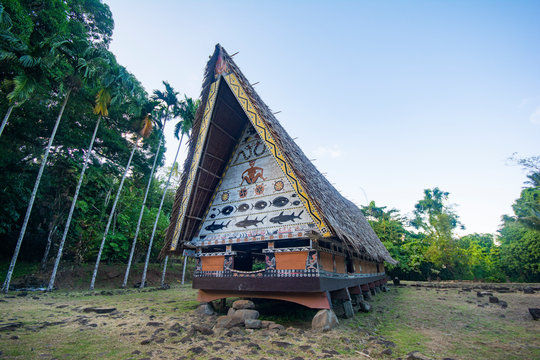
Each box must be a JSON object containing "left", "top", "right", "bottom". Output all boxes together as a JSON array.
[
  {"left": 325, "top": 291, "right": 333, "bottom": 310},
  {"left": 343, "top": 287, "right": 354, "bottom": 319}
]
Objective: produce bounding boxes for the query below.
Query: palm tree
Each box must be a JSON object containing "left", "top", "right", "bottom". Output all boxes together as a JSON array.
[
  {"left": 121, "top": 82, "right": 180, "bottom": 288},
  {"left": 140, "top": 97, "right": 198, "bottom": 288},
  {"left": 89, "top": 113, "right": 153, "bottom": 290},
  {"left": 46, "top": 90, "right": 110, "bottom": 291},
  {"left": 0, "top": 5, "right": 70, "bottom": 137},
  {"left": 1, "top": 37, "right": 111, "bottom": 293},
  {"left": 1, "top": 84, "right": 74, "bottom": 293},
  {"left": 40, "top": 224, "right": 58, "bottom": 271},
  {"left": 47, "top": 61, "right": 137, "bottom": 291},
  {"left": 0, "top": 4, "right": 28, "bottom": 137},
  {"left": 0, "top": 74, "right": 37, "bottom": 137}
]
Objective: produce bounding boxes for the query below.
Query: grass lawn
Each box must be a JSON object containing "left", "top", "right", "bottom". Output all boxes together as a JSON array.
[{"left": 0, "top": 283, "right": 538, "bottom": 359}]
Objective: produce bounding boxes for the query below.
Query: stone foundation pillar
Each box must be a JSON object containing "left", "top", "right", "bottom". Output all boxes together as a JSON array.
[{"left": 343, "top": 300, "right": 354, "bottom": 319}]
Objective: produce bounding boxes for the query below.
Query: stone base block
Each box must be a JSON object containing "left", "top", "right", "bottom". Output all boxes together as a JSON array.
[{"left": 312, "top": 309, "right": 339, "bottom": 331}]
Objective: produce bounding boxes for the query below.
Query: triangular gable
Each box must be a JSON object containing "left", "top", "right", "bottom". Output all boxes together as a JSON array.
[
  {"left": 222, "top": 72, "right": 331, "bottom": 237},
  {"left": 170, "top": 54, "right": 330, "bottom": 251},
  {"left": 192, "top": 123, "right": 318, "bottom": 246}
]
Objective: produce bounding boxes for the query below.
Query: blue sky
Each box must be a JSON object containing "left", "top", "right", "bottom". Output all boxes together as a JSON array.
[{"left": 105, "top": 0, "right": 540, "bottom": 235}]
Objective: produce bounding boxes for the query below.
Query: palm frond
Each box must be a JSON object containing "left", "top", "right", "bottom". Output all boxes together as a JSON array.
[
  {"left": 139, "top": 114, "right": 153, "bottom": 138},
  {"left": 7, "top": 74, "right": 36, "bottom": 103},
  {"left": 0, "top": 4, "right": 13, "bottom": 31},
  {"left": 0, "top": 49, "right": 17, "bottom": 62},
  {"left": 94, "top": 88, "right": 111, "bottom": 116},
  {"left": 19, "top": 54, "right": 41, "bottom": 68},
  {"left": 174, "top": 120, "right": 182, "bottom": 140},
  {"left": 0, "top": 31, "right": 27, "bottom": 51}
]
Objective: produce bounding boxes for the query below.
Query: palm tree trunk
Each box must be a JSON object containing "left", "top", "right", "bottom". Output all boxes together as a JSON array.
[
  {"left": 140, "top": 133, "right": 184, "bottom": 288},
  {"left": 2, "top": 90, "right": 71, "bottom": 293},
  {"left": 90, "top": 139, "right": 137, "bottom": 290},
  {"left": 121, "top": 128, "right": 166, "bottom": 288},
  {"left": 160, "top": 255, "right": 168, "bottom": 288},
  {"left": 181, "top": 254, "right": 188, "bottom": 285},
  {"left": 0, "top": 103, "right": 15, "bottom": 137},
  {"left": 47, "top": 116, "right": 101, "bottom": 291},
  {"left": 40, "top": 225, "right": 57, "bottom": 271}
]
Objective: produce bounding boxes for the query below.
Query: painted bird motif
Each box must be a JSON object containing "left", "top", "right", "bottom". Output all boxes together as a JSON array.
[
  {"left": 269, "top": 211, "right": 304, "bottom": 224},
  {"left": 235, "top": 216, "right": 266, "bottom": 228},
  {"left": 205, "top": 220, "right": 231, "bottom": 233}
]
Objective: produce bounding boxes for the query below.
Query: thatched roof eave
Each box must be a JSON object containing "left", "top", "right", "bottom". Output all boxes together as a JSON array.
[{"left": 162, "top": 44, "right": 396, "bottom": 265}]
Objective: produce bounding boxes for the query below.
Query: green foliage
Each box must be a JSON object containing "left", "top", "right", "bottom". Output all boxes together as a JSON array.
[
  {"left": 495, "top": 155, "right": 540, "bottom": 282},
  {"left": 1, "top": 0, "right": 536, "bottom": 285},
  {"left": 0, "top": 0, "right": 189, "bottom": 270},
  {"left": 410, "top": 188, "right": 466, "bottom": 278},
  {"left": 252, "top": 260, "right": 266, "bottom": 271},
  {"left": 366, "top": 175, "right": 538, "bottom": 282}
]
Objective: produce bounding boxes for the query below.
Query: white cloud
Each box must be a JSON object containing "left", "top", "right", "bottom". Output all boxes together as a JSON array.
[
  {"left": 530, "top": 107, "right": 540, "bottom": 124},
  {"left": 312, "top": 145, "right": 342, "bottom": 159}
]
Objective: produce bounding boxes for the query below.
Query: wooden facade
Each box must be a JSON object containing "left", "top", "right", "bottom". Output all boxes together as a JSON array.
[{"left": 162, "top": 45, "right": 394, "bottom": 311}]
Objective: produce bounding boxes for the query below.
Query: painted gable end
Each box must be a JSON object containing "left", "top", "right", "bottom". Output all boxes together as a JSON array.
[{"left": 193, "top": 124, "right": 317, "bottom": 245}]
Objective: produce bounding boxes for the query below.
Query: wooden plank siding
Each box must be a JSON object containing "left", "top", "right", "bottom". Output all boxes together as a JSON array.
[
  {"left": 319, "top": 252, "right": 334, "bottom": 272},
  {"left": 275, "top": 251, "right": 308, "bottom": 270},
  {"left": 335, "top": 255, "right": 346, "bottom": 273},
  {"left": 201, "top": 256, "right": 225, "bottom": 271}
]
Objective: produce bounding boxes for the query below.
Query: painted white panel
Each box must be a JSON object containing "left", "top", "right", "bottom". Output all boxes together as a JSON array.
[{"left": 193, "top": 125, "right": 316, "bottom": 243}]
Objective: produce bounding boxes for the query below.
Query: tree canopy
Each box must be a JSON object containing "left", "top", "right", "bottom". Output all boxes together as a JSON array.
[
  {"left": 363, "top": 162, "right": 540, "bottom": 282},
  {"left": 0, "top": 0, "right": 191, "bottom": 273},
  {"left": 0, "top": 1, "right": 538, "bottom": 285}
]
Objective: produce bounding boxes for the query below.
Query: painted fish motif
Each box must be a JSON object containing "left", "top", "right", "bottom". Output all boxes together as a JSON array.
[
  {"left": 269, "top": 211, "right": 304, "bottom": 224},
  {"left": 204, "top": 220, "right": 231, "bottom": 233},
  {"left": 270, "top": 196, "right": 289, "bottom": 207},
  {"left": 292, "top": 200, "right": 301, "bottom": 206},
  {"left": 254, "top": 200, "right": 268, "bottom": 210},
  {"left": 222, "top": 205, "right": 234, "bottom": 215},
  {"left": 237, "top": 203, "right": 251, "bottom": 212},
  {"left": 209, "top": 207, "right": 221, "bottom": 219},
  {"left": 235, "top": 216, "right": 266, "bottom": 228}
]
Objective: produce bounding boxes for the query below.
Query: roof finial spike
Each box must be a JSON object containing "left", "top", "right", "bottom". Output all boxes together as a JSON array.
[
  {"left": 231, "top": 51, "right": 239, "bottom": 57},
  {"left": 251, "top": 81, "right": 260, "bottom": 86},
  {"left": 272, "top": 111, "right": 282, "bottom": 115}
]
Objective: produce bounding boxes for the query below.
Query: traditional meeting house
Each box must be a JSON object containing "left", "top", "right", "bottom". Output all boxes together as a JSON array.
[{"left": 162, "top": 44, "right": 396, "bottom": 318}]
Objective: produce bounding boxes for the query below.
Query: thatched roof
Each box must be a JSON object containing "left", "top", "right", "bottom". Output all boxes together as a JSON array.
[{"left": 162, "top": 44, "right": 396, "bottom": 264}]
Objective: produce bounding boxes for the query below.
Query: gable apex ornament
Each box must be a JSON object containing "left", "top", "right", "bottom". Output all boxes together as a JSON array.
[{"left": 215, "top": 50, "right": 229, "bottom": 76}]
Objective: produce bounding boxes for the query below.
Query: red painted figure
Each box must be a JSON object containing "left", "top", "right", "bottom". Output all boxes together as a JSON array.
[{"left": 240, "top": 160, "right": 266, "bottom": 185}]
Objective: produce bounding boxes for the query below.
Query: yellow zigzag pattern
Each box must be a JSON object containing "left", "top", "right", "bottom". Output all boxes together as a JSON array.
[
  {"left": 223, "top": 73, "right": 331, "bottom": 238},
  {"left": 171, "top": 73, "right": 331, "bottom": 251},
  {"left": 171, "top": 79, "right": 220, "bottom": 250}
]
